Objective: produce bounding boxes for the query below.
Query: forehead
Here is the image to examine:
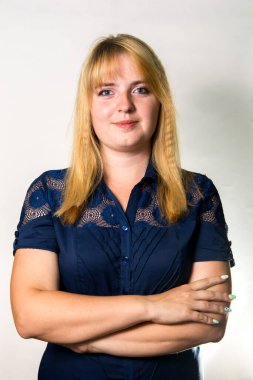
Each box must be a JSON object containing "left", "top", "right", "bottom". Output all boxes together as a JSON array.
[{"left": 91, "top": 53, "right": 146, "bottom": 88}]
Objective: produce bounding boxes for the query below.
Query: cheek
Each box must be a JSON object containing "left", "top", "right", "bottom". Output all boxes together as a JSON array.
[
  {"left": 91, "top": 103, "right": 114, "bottom": 124},
  {"left": 144, "top": 102, "right": 160, "bottom": 126}
]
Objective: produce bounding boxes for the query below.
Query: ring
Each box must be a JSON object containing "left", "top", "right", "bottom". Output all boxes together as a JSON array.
[{"left": 224, "top": 307, "right": 232, "bottom": 313}]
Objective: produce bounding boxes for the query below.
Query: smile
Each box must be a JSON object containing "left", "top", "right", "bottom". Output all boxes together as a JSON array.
[{"left": 113, "top": 120, "right": 138, "bottom": 128}]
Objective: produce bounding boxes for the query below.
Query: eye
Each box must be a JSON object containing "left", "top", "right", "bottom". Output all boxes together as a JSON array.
[
  {"left": 97, "top": 89, "right": 113, "bottom": 96},
  {"left": 133, "top": 87, "right": 150, "bottom": 95}
]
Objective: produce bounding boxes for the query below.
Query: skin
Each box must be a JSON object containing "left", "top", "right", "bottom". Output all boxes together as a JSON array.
[
  {"left": 91, "top": 53, "right": 160, "bottom": 155},
  {"left": 11, "top": 53, "right": 233, "bottom": 357},
  {"left": 90, "top": 53, "right": 161, "bottom": 210},
  {"left": 66, "top": 262, "right": 232, "bottom": 356}
]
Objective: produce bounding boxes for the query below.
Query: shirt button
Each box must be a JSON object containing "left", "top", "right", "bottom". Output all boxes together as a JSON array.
[
  {"left": 121, "top": 225, "right": 128, "bottom": 231},
  {"left": 121, "top": 256, "right": 129, "bottom": 264}
]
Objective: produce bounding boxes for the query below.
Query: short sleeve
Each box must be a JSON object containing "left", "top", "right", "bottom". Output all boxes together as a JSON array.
[
  {"left": 13, "top": 173, "right": 60, "bottom": 255},
  {"left": 193, "top": 176, "right": 235, "bottom": 267}
]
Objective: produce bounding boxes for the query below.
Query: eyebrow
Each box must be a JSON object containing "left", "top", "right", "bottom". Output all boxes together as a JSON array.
[{"left": 96, "top": 80, "right": 146, "bottom": 88}]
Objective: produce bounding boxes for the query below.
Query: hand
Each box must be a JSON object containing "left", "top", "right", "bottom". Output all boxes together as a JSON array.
[{"left": 146, "top": 275, "right": 232, "bottom": 325}]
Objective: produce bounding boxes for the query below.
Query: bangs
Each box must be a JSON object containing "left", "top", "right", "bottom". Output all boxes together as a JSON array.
[
  {"left": 87, "top": 47, "right": 149, "bottom": 92},
  {"left": 88, "top": 45, "right": 126, "bottom": 90},
  {"left": 84, "top": 38, "right": 163, "bottom": 102},
  {"left": 90, "top": 53, "right": 122, "bottom": 90}
]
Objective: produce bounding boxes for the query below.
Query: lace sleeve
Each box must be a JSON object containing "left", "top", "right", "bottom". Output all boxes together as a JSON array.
[
  {"left": 13, "top": 173, "right": 59, "bottom": 255},
  {"left": 193, "top": 175, "right": 235, "bottom": 267}
]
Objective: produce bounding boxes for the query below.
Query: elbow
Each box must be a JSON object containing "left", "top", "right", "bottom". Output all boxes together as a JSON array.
[
  {"left": 12, "top": 304, "right": 42, "bottom": 339},
  {"left": 13, "top": 313, "right": 35, "bottom": 339},
  {"left": 11, "top": 296, "right": 45, "bottom": 340},
  {"left": 206, "top": 314, "right": 228, "bottom": 343},
  {"left": 210, "top": 326, "right": 226, "bottom": 343},
  {"left": 18, "top": 328, "right": 32, "bottom": 340},
  {"left": 13, "top": 309, "right": 54, "bottom": 342},
  {"left": 11, "top": 288, "right": 51, "bottom": 340}
]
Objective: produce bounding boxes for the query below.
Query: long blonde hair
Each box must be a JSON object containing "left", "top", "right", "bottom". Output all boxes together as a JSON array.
[{"left": 56, "top": 34, "right": 188, "bottom": 224}]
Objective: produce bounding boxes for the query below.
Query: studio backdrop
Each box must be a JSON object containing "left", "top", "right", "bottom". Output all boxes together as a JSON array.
[{"left": 0, "top": 1, "right": 252, "bottom": 379}]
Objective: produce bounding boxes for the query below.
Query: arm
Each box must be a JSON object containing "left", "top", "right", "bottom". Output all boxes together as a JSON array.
[
  {"left": 11, "top": 249, "right": 149, "bottom": 344},
  {"left": 66, "top": 261, "right": 233, "bottom": 356},
  {"left": 11, "top": 250, "right": 231, "bottom": 346}
]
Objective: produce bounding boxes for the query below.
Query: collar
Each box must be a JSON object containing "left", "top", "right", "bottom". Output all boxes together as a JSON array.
[
  {"left": 98, "top": 158, "right": 157, "bottom": 191},
  {"left": 142, "top": 158, "right": 157, "bottom": 182}
]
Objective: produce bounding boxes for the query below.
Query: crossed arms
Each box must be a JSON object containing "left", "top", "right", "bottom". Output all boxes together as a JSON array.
[{"left": 11, "top": 249, "right": 233, "bottom": 357}]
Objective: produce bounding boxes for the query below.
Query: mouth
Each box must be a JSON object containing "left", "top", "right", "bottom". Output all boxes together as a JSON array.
[{"left": 113, "top": 120, "right": 138, "bottom": 128}]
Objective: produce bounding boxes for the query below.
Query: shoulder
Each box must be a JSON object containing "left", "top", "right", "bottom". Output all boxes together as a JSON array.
[
  {"left": 24, "top": 168, "right": 68, "bottom": 211},
  {"left": 182, "top": 169, "right": 217, "bottom": 197},
  {"left": 28, "top": 168, "right": 67, "bottom": 190},
  {"left": 36, "top": 168, "right": 67, "bottom": 184},
  {"left": 181, "top": 169, "right": 221, "bottom": 216}
]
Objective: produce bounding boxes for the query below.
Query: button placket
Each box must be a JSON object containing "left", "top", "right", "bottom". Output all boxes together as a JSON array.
[
  {"left": 103, "top": 184, "right": 136, "bottom": 295},
  {"left": 120, "top": 219, "right": 131, "bottom": 294}
]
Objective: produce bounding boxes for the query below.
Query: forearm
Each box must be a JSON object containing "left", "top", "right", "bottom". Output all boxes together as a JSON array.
[
  {"left": 13, "top": 289, "right": 149, "bottom": 344},
  {"left": 87, "top": 317, "right": 228, "bottom": 357},
  {"left": 12, "top": 252, "right": 232, "bottom": 349},
  {"left": 84, "top": 264, "right": 231, "bottom": 357}
]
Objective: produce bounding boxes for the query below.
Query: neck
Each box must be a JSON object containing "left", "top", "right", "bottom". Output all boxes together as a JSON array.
[{"left": 101, "top": 147, "right": 151, "bottom": 186}]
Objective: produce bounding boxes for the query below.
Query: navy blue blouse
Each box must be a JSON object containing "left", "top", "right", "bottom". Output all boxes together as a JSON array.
[{"left": 13, "top": 162, "right": 234, "bottom": 380}]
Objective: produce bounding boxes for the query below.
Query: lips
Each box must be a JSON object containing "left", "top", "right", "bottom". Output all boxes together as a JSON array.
[{"left": 113, "top": 120, "right": 138, "bottom": 128}]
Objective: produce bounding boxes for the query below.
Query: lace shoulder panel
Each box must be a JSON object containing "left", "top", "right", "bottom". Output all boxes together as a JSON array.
[
  {"left": 134, "top": 183, "right": 167, "bottom": 227},
  {"left": 187, "top": 172, "right": 227, "bottom": 227},
  {"left": 19, "top": 169, "right": 67, "bottom": 227},
  {"left": 77, "top": 192, "right": 119, "bottom": 228}
]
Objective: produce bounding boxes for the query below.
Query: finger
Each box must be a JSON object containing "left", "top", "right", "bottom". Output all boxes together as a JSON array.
[
  {"left": 190, "top": 310, "right": 221, "bottom": 325},
  {"left": 194, "top": 290, "right": 231, "bottom": 303},
  {"left": 193, "top": 300, "right": 229, "bottom": 315},
  {"left": 190, "top": 275, "right": 229, "bottom": 291}
]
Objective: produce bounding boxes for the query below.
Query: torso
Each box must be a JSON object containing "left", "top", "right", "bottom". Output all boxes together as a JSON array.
[{"left": 14, "top": 164, "right": 233, "bottom": 380}]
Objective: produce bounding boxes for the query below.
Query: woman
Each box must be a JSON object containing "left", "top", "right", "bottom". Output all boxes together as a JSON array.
[{"left": 11, "top": 34, "right": 235, "bottom": 380}]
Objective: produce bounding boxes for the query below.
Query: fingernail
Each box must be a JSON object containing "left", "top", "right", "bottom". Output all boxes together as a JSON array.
[
  {"left": 212, "top": 319, "right": 220, "bottom": 324},
  {"left": 221, "top": 274, "right": 229, "bottom": 280},
  {"left": 229, "top": 294, "right": 236, "bottom": 300},
  {"left": 224, "top": 307, "right": 232, "bottom": 313}
]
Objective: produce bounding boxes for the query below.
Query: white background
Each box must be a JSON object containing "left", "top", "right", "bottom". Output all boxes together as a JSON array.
[{"left": 0, "top": 0, "right": 252, "bottom": 379}]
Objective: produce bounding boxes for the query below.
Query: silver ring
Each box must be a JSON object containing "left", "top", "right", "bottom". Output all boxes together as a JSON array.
[{"left": 224, "top": 306, "right": 232, "bottom": 313}]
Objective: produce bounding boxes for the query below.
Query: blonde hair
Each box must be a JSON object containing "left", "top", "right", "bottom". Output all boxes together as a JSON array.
[{"left": 56, "top": 34, "right": 188, "bottom": 224}]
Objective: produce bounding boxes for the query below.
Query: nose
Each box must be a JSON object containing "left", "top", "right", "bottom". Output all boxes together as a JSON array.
[{"left": 118, "top": 92, "right": 135, "bottom": 113}]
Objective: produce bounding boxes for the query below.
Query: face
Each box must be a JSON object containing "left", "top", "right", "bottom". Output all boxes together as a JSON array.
[{"left": 90, "top": 54, "right": 160, "bottom": 155}]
